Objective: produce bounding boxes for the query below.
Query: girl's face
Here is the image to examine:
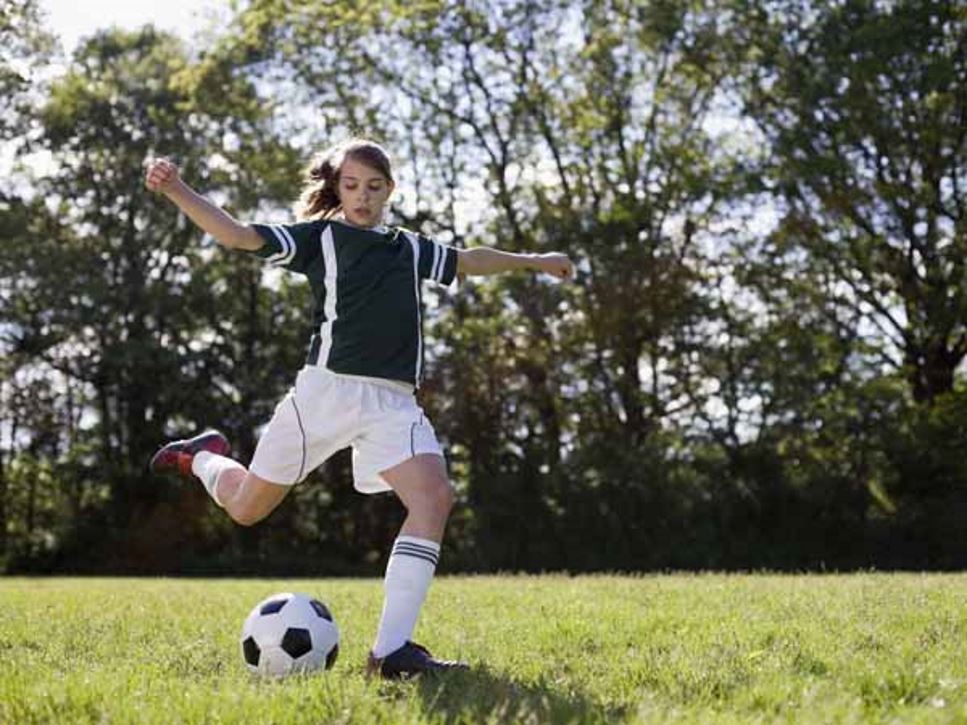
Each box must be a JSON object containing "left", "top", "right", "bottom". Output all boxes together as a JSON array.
[{"left": 338, "top": 156, "right": 394, "bottom": 228}]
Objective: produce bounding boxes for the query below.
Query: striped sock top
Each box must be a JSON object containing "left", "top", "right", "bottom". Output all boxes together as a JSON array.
[{"left": 392, "top": 536, "right": 440, "bottom": 567}]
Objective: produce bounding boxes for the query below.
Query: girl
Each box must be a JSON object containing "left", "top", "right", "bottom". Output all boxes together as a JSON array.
[{"left": 145, "top": 138, "right": 574, "bottom": 678}]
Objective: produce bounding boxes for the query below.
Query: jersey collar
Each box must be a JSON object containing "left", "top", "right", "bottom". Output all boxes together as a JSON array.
[{"left": 333, "top": 216, "right": 389, "bottom": 235}]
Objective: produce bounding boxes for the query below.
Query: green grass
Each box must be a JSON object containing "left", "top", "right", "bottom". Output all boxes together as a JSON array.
[{"left": 1, "top": 574, "right": 966, "bottom": 723}]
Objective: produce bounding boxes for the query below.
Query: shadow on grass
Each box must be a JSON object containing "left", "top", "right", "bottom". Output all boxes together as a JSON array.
[{"left": 406, "top": 665, "right": 627, "bottom": 724}]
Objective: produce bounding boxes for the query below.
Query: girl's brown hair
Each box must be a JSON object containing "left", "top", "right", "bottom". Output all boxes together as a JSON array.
[{"left": 295, "top": 138, "right": 394, "bottom": 221}]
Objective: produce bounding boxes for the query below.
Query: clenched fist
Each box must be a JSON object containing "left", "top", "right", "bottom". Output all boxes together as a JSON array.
[
  {"left": 535, "top": 252, "right": 575, "bottom": 280},
  {"left": 144, "top": 157, "right": 182, "bottom": 194}
]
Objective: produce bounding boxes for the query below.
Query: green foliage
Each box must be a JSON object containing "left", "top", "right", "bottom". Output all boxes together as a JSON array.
[
  {"left": 0, "top": 25, "right": 319, "bottom": 571},
  {"left": 2, "top": 575, "right": 967, "bottom": 722},
  {"left": 0, "top": 0, "right": 55, "bottom": 142},
  {"left": 734, "top": 0, "right": 967, "bottom": 405},
  {"left": 1, "top": 1, "right": 965, "bottom": 573}
]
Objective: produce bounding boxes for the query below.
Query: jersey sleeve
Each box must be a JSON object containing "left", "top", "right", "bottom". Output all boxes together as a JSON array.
[
  {"left": 247, "top": 220, "right": 323, "bottom": 274},
  {"left": 416, "top": 233, "right": 458, "bottom": 286}
]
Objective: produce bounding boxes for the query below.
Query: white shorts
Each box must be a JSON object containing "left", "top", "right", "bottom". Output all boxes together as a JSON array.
[{"left": 248, "top": 366, "right": 444, "bottom": 494}]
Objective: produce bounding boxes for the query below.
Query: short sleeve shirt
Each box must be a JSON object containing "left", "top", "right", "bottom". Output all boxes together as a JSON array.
[{"left": 248, "top": 219, "right": 457, "bottom": 387}]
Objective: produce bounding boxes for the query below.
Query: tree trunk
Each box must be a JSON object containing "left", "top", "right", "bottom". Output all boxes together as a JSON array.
[{"left": 907, "top": 341, "right": 959, "bottom": 405}]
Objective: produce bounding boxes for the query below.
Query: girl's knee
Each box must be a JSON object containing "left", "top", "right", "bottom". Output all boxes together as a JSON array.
[
  {"left": 400, "top": 476, "right": 454, "bottom": 519},
  {"left": 229, "top": 505, "right": 265, "bottom": 527},
  {"left": 423, "top": 477, "right": 455, "bottom": 517},
  {"left": 225, "top": 474, "right": 289, "bottom": 526}
]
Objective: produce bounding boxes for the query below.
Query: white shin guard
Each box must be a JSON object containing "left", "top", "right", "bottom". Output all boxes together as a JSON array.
[
  {"left": 191, "top": 451, "right": 246, "bottom": 507},
  {"left": 372, "top": 535, "right": 441, "bottom": 658}
]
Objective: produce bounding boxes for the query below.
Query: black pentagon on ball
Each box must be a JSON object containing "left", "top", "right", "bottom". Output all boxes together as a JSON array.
[
  {"left": 325, "top": 642, "right": 339, "bottom": 670},
  {"left": 280, "top": 627, "right": 313, "bottom": 659},
  {"left": 259, "top": 598, "right": 288, "bottom": 615},
  {"left": 309, "top": 599, "right": 333, "bottom": 621},
  {"left": 242, "top": 636, "right": 261, "bottom": 666}
]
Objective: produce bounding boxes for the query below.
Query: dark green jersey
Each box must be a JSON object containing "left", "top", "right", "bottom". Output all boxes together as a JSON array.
[{"left": 248, "top": 219, "right": 457, "bottom": 387}]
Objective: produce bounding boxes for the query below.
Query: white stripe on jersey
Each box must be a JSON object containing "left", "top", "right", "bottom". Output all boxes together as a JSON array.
[
  {"left": 430, "top": 241, "right": 442, "bottom": 282},
  {"left": 265, "top": 246, "right": 287, "bottom": 264},
  {"left": 406, "top": 232, "right": 424, "bottom": 382},
  {"left": 317, "top": 225, "right": 338, "bottom": 366},
  {"left": 264, "top": 226, "right": 287, "bottom": 263},
  {"left": 265, "top": 225, "right": 294, "bottom": 266},
  {"left": 275, "top": 225, "right": 297, "bottom": 266}
]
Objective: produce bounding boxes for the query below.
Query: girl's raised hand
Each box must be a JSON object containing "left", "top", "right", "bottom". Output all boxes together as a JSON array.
[
  {"left": 537, "top": 252, "right": 575, "bottom": 280},
  {"left": 144, "top": 157, "right": 181, "bottom": 194}
]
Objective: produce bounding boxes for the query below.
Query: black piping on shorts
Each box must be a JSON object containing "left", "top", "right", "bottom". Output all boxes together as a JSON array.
[
  {"left": 291, "top": 396, "right": 307, "bottom": 483},
  {"left": 409, "top": 414, "right": 425, "bottom": 458}
]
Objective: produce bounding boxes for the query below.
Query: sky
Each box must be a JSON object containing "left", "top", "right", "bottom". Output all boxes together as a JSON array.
[
  {"left": 39, "top": 0, "right": 233, "bottom": 53},
  {"left": 1, "top": 1, "right": 232, "bottom": 176},
  {"left": 25, "top": 0, "right": 774, "bottom": 238}
]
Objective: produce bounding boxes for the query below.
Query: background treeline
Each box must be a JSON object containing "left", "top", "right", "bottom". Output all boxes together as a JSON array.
[{"left": 1, "top": 0, "right": 964, "bottom": 574}]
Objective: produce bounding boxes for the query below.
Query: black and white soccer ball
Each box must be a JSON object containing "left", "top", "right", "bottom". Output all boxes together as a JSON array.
[{"left": 240, "top": 592, "right": 340, "bottom": 677}]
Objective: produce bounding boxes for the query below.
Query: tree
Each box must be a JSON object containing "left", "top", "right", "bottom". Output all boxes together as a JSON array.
[
  {"left": 214, "top": 0, "right": 749, "bottom": 568},
  {"left": 0, "top": 25, "right": 310, "bottom": 570},
  {"left": 0, "top": 0, "right": 55, "bottom": 143},
  {"left": 733, "top": 0, "right": 966, "bottom": 405}
]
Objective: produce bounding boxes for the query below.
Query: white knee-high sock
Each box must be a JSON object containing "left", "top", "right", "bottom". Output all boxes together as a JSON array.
[
  {"left": 191, "top": 451, "right": 246, "bottom": 507},
  {"left": 372, "top": 535, "right": 440, "bottom": 658}
]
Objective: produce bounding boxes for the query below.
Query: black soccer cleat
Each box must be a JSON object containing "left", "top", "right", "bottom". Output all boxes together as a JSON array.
[
  {"left": 366, "top": 641, "right": 469, "bottom": 680},
  {"left": 148, "top": 430, "right": 231, "bottom": 479}
]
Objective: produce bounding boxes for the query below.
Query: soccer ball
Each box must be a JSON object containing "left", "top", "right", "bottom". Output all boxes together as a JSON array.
[{"left": 240, "top": 592, "right": 340, "bottom": 677}]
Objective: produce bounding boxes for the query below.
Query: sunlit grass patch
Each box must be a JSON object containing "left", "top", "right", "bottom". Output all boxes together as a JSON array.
[{"left": 1, "top": 574, "right": 965, "bottom": 723}]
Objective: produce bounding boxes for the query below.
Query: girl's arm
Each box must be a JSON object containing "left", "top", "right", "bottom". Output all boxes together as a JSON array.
[
  {"left": 144, "top": 157, "right": 263, "bottom": 251},
  {"left": 456, "top": 247, "right": 574, "bottom": 280}
]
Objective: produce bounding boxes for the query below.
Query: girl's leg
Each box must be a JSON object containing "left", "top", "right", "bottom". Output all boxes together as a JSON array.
[
  {"left": 371, "top": 453, "right": 454, "bottom": 660},
  {"left": 192, "top": 451, "right": 291, "bottom": 526},
  {"left": 150, "top": 431, "right": 288, "bottom": 525},
  {"left": 381, "top": 453, "right": 454, "bottom": 543}
]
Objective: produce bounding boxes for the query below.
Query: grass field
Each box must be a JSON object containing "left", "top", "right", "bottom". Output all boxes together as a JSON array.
[{"left": 1, "top": 574, "right": 966, "bottom": 723}]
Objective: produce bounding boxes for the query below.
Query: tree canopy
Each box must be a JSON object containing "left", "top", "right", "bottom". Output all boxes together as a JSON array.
[{"left": 1, "top": 0, "right": 965, "bottom": 573}]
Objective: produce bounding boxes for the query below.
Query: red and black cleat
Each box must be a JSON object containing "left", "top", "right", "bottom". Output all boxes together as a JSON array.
[
  {"left": 366, "top": 641, "right": 469, "bottom": 680},
  {"left": 148, "top": 430, "right": 231, "bottom": 479}
]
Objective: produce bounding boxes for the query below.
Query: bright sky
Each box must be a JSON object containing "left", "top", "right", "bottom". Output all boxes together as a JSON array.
[
  {"left": 39, "top": 0, "right": 233, "bottom": 53},
  {"left": 0, "top": 0, "right": 234, "bottom": 178}
]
